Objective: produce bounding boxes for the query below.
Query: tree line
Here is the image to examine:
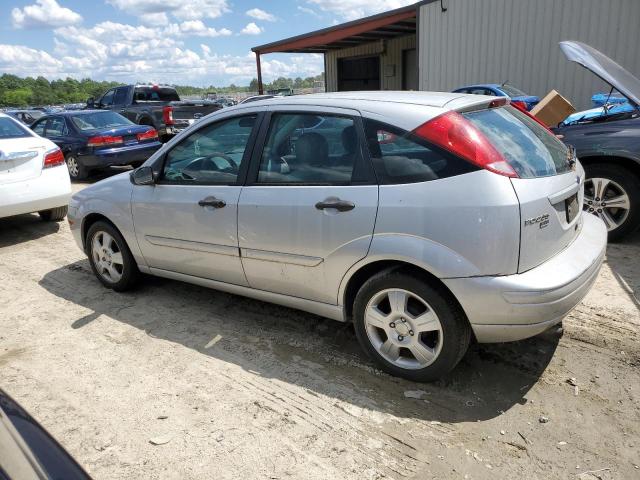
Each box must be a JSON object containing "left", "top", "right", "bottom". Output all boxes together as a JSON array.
[{"left": 0, "top": 73, "right": 325, "bottom": 107}]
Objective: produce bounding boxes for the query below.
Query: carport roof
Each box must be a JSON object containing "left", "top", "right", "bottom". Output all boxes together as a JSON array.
[{"left": 251, "top": 2, "right": 421, "bottom": 54}]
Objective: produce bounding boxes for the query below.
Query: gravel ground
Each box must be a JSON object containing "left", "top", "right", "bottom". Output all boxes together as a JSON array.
[{"left": 1, "top": 179, "right": 639, "bottom": 480}]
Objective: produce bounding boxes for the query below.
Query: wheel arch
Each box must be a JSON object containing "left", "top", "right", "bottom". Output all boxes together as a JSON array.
[
  {"left": 579, "top": 155, "right": 640, "bottom": 179},
  {"left": 81, "top": 213, "right": 120, "bottom": 251},
  {"left": 340, "top": 259, "right": 470, "bottom": 331}
]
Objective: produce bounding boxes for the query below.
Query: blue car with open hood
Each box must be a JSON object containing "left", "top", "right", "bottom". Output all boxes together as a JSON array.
[{"left": 31, "top": 110, "right": 162, "bottom": 180}]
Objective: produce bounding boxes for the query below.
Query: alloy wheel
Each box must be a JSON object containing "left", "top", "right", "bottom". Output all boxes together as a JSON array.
[
  {"left": 584, "top": 177, "right": 631, "bottom": 231},
  {"left": 364, "top": 288, "right": 443, "bottom": 370},
  {"left": 91, "top": 231, "right": 124, "bottom": 283},
  {"left": 66, "top": 156, "right": 79, "bottom": 178}
]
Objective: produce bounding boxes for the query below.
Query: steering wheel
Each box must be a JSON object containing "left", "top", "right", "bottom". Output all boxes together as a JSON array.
[{"left": 201, "top": 152, "right": 239, "bottom": 172}]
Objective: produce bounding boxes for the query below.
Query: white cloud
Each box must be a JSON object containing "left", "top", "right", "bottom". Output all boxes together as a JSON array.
[
  {"left": 1, "top": 19, "right": 322, "bottom": 85},
  {"left": 306, "top": 0, "right": 415, "bottom": 21},
  {"left": 140, "top": 12, "right": 169, "bottom": 27},
  {"left": 240, "top": 22, "right": 263, "bottom": 35},
  {"left": 297, "top": 6, "right": 320, "bottom": 17},
  {"left": 246, "top": 8, "right": 276, "bottom": 22},
  {"left": 12, "top": 0, "right": 82, "bottom": 29},
  {"left": 107, "top": 0, "right": 230, "bottom": 21}
]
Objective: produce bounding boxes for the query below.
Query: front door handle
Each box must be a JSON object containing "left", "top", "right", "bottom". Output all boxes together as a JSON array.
[
  {"left": 315, "top": 197, "right": 355, "bottom": 212},
  {"left": 198, "top": 196, "right": 226, "bottom": 208}
]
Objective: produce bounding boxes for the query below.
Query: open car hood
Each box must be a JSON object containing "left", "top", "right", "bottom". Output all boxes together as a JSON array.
[{"left": 560, "top": 41, "right": 640, "bottom": 108}]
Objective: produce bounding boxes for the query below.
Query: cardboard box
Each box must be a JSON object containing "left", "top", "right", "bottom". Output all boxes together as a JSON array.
[{"left": 530, "top": 90, "right": 576, "bottom": 127}]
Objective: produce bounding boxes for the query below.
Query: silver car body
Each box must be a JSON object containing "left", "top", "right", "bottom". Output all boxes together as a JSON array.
[{"left": 68, "top": 92, "right": 607, "bottom": 342}]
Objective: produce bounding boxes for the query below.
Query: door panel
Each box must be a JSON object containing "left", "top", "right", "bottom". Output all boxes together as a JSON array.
[
  {"left": 132, "top": 185, "right": 247, "bottom": 285},
  {"left": 132, "top": 113, "right": 261, "bottom": 285},
  {"left": 238, "top": 108, "right": 378, "bottom": 304},
  {"left": 238, "top": 185, "right": 378, "bottom": 303}
]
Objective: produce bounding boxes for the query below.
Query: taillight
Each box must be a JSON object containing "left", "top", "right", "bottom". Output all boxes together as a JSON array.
[
  {"left": 137, "top": 129, "right": 158, "bottom": 141},
  {"left": 413, "top": 111, "right": 518, "bottom": 178},
  {"left": 87, "top": 135, "right": 123, "bottom": 147},
  {"left": 163, "top": 106, "right": 174, "bottom": 125},
  {"left": 510, "top": 100, "right": 527, "bottom": 110},
  {"left": 43, "top": 148, "right": 65, "bottom": 169}
]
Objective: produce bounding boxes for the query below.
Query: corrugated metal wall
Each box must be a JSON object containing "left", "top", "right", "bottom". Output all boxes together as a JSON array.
[
  {"left": 419, "top": 0, "right": 640, "bottom": 109},
  {"left": 325, "top": 34, "right": 416, "bottom": 91}
]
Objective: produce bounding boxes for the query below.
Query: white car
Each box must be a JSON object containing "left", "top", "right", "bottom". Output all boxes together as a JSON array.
[{"left": 0, "top": 113, "right": 71, "bottom": 221}]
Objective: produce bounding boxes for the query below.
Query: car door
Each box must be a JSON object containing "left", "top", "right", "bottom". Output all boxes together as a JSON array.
[
  {"left": 238, "top": 107, "right": 379, "bottom": 305},
  {"left": 98, "top": 89, "right": 115, "bottom": 110},
  {"left": 112, "top": 86, "right": 130, "bottom": 117},
  {"left": 131, "top": 111, "right": 263, "bottom": 285},
  {"left": 42, "top": 116, "right": 72, "bottom": 152}
]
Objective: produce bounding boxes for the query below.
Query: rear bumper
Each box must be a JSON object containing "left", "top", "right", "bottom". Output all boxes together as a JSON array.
[
  {"left": 0, "top": 165, "right": 71, "bottom": 218},
  {"left": 79, "top": 141, "right": 161, "bottom": 168},
  {"left": 444, "top": 213, "right": 607, "bottom": 343}
]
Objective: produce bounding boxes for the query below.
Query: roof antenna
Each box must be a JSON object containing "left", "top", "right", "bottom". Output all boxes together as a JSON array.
[
  {"left": 440, "top": 0, "right": 447, "bottom": 12},
  {"left": 501, "top": 79, "right": 508, "bottom": 87}
]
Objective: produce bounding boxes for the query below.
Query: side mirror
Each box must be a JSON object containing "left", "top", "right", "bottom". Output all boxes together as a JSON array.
[
  {"left": 131, "top": 166, "right": 155, "bottom": 186},
  {"left": 86, "top": 97, "right": 95, "bottom": 108}
]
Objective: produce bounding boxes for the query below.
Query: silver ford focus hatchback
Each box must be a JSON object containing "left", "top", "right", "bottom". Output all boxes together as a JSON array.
[{"left": 68, "top": 92, "right": 607, "bottom": 381}]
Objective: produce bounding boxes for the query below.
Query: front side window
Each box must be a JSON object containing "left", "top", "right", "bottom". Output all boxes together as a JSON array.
[
  {"left": 46, "top": 117, "right": 67, "bottom": 136},
  {"left": 114, "top": 87, "right": 128, "bottom": 105},
  {"left": 100, "top": 90, "right": 115, "bottom": 106},
  {"left": 363, "top": 119, "right": 477, "bottom": 184},
  {"left": 257, "top": 113, "right": 368, "bottom": 184},
  {"left": 162, "top": 115, "right": 256, "bottom": 185}
]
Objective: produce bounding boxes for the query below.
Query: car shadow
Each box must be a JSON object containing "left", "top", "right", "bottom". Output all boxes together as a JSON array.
[
  {"left": 0, "top": 214, "right": 60, "bottom": 248},
  {"left": 39, "top": 260, "right": 560, "bottom": 424},
  {"left": 606, "top": 229, "right": 640, "bottom": 308}
]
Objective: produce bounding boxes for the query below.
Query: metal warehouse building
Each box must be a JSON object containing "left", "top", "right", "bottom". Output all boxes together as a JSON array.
[{"left": 253, "top": 0, "right": 640, "bottom": 109}]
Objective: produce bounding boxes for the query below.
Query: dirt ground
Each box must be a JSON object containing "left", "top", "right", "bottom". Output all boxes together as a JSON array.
[{"left": 1, "top": 178, "right": 639, "bottom": 480}]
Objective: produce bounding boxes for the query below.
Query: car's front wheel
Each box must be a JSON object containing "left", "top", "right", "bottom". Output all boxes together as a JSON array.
[
  {"left": 65, "top": 154, "right": 88, "bottom": 181},
  {"left": 86, "top": 221, "right": 139, "bottom": 291},
  {"left": 583, "top": 163, "right": 640, "bottom": 241},
  {"left": 353, "top": 269, "right": 471, "bottom": 382}
]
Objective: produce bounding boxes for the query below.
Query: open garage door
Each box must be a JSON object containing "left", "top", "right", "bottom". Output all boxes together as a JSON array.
[{"left": 338, "top": 56, "right": 381, "bottom": 91}]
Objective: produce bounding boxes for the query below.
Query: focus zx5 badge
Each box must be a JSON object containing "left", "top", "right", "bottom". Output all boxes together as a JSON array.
[{"left": 524, "top": 214, "right": 550, "bottom": 229}]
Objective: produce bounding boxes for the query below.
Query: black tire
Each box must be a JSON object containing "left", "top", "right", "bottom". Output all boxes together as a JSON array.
[
  {"left": 65, "top": 153, "right": 88, "bottom": 181},
  {"left": 86, "top": 221, "right": 139, "bottom": 292},
  {"left": 38, "top": 205, "right": 68, "bottom": 222},
  {"left": 583, "top": 163, "right": 640, "bottom": 242},
  {"left": 353, "top": 269, "right": 471, "bottom": 382}
]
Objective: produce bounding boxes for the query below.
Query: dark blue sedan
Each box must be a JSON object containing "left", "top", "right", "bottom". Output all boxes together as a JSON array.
[
  {"left": 31, "top": 110, "right": 161, "bottom": 180},
  {"left": 452, "top": 83, "right": 540, "bottom": 111}
]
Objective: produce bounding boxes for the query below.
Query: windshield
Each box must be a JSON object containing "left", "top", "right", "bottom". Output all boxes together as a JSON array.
[
  {"left": 0, "top": 117, "right": 31, "bottom": 139},
  {"left": 134, "top": 87, "right": 180, "bottom": 102},
  {"left": 71, "top": 111, "right": 133, "bottom": 131},
  {"left": 464, "top": 106, "right": 571, "bottom": 178},
  {"left": 500, "top": 84, "right": 528, "bottom": 97}
]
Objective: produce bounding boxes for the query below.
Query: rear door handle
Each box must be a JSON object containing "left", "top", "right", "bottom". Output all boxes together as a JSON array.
[
  {"left": 198, "top": 196, "right": 226, "bottom": 208},
  {"left": 315, "top": 197, "right": 355, "bottom": 212}
]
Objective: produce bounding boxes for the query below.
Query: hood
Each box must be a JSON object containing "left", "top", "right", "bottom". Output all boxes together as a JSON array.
[{"left": 560, "top": 40, "right": 640, "bottom": 107}]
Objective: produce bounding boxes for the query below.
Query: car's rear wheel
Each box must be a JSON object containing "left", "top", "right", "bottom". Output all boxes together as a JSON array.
[
  {"left": 353, "top": 269, "right": 471, "bottom": 382},
  {"left": 583, "top": 163, "right": 640, "bottom": 241},
  {"left": 38, "top": 206, "right": 68, "bottom": 222},
  {"left": 86, "top": 221, "right": 139, "bottom": 291},
  {"left": 65, "top": 154, "right": 88, "bottom": 181}
]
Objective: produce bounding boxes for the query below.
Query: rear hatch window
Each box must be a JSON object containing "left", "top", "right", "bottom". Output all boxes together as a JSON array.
[{"left": 464, "top": 106, "right": 571, "bottom": 178}]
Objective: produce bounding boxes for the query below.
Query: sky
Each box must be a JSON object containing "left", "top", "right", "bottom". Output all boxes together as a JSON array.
[{"left": 0, "top": 0, "right": 416, "bottom": 87}]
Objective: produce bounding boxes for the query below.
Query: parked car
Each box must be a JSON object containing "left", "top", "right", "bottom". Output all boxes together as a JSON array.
[
  {"left": 87, "top": 84, "right": 222, "bottom": 141},
  {"left": 68, "top": 92, "right": 606, "bottom": 382},
  {"left": 452, "top": 83, "right": 540, "bottom": 111},
  {"left": 554, "top": 41, "right": 640, "bottom": 240},
  {"left": 0, "top": 388, "right": 90, "bottom": 479},
  {"left": 0, "top": 112, "right": 70, "bottom": 221},
  {"left": 30, "top": 110, "right": 162, "bottom": 181},
  {"left": 4, "top": 109, "right": 44, "bottom": 126}
]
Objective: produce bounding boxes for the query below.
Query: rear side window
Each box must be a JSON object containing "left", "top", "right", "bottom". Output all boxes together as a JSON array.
[
  {"left": 363, "top": 119, "right": 477, "bottom": 184},
  {"left": 464, "top": 106, "right": 570, "bottom": 178},
  {"left": 0, "top": 117, "right": 30, "bottom": 139},
  {"left": 257, "top": 113, "right": 371, "bottom": 185},
  {"left": 134, "top": 87, "right": 180, "bottom": 102}
]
